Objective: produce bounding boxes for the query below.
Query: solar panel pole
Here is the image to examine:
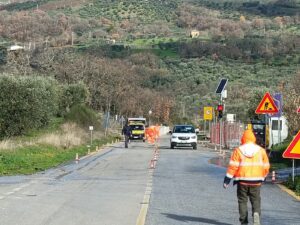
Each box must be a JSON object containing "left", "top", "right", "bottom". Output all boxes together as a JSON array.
[{"left": 219, "top": 93, "right": 222, "bottom": 154}]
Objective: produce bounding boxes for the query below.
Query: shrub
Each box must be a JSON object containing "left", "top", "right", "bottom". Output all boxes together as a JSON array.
[
  {"left": 0, "top": 46, "right": 7, "bottom": 65},
  {"left": 65, "top": 104, "right": 98, "bottom": 128},
  {"left": 58, "top": 83, "right": 89, "bottom": 117},
  {"left": 0, "top": 75, "right": 59, "bottom": 137},
  {"left": 284, "top": 175, "right": 300, "bottom": 195}
]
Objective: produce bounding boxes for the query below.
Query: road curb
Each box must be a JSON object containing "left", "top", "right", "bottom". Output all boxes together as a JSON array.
[
  {"left": 277, "top": 184, "right": 300, "bottom": 201},
  {"left": 79, "top": 141, "right": 122, "bottom": 161}
]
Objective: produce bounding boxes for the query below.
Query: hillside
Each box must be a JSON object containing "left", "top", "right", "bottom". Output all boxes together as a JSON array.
[{"left": 0, "top": 0, "right": 299, "bottom": 124}]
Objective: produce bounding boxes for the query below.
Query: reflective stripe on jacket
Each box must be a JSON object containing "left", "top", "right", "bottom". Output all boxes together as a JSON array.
[{"left": 226, "top": 143, "right": 270, "bottom": 183}]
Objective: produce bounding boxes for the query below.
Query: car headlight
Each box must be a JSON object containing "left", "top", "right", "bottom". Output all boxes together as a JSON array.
[
  {"left": 172, "top": 135, "right": 177, "bottom": 139},
  {"left": 191, "top": 135, "right": 196, "bottom": 139}
]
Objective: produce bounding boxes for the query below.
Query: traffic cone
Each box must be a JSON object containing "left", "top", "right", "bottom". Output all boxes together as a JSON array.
[
  {"left": 149, "top": 160, "right": 155, "bottom": 169},
  {"left": 75, "top": 153, "right": 79, "bottom": 164},
  {"left": 272, "top": 171, "right": 276, "bottom": 183}
]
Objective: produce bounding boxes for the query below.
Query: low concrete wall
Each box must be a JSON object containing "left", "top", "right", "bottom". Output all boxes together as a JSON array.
[{"left": 159, "top": 126, "right": 170, "bottom": 135}]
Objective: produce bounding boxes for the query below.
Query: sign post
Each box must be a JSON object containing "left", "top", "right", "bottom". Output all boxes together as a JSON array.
[
  {"left": 89, "top": 126, "right": 94, "bottom": 147},
  {"left": 204, "top": 107, "right": 213, "bottom": 140},
  {"left": 255, "top": 92, "right": 279, "bottom": 149},
  {"left": 216, "top": 79, "right": 228, "bottom": 155},
  {"left": 282, "top": 130, "right": 300, "bottom": 183}
]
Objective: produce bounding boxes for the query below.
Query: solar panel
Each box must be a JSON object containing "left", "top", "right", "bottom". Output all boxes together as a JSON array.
[{"left": 215, "top": 78, "right": 228, "bottom": 94}]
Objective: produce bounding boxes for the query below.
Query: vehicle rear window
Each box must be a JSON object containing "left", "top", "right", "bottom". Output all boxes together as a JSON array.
[{"left": 173, "top": 126, "right": 195, "bottom": 133}]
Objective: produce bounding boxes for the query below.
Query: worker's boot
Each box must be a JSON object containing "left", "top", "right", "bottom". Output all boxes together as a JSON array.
[{"left": 253, "top": 212, "right": 260, "bottom": 225}]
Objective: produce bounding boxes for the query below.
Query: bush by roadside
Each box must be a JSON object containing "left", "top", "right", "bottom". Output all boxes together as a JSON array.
[
  {"left": 284, "top": 175, "right": 300, "bottom": 196},
  {"left": 270, "top": 139, "right": 300, "bottom": 196},
  {"left": 269, "top": 139, "right": 292, "bottom": 170},
  {"left": 0, "top": 110, "right": 121, "bottom": 176},
  {"left": 0, "top": 74, "right": 90, "bottom": 138},
  {"left": 0, "top": 75, "right": 59, "bottom": 137}
]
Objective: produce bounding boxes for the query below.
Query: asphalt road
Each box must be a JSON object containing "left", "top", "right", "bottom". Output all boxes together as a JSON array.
[
  {"left": 146, "top": 136, "right": 300, "bottom": 225},
  {"left": 0, "top": 135, "right": 299, "bottom": 225},
  {"left": 0, "top": 141, "right": 153, "bottom": 225}
]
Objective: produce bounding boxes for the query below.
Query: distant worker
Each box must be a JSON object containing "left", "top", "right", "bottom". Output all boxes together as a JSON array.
[
  {"left": 223, "top": 129, "right": 270, "bottom": 225},
  {"left": 145, "top": 126, "right": 155, "bottom": 144},
  {"left": 122, "top": 122, "right": 132, "bottom": 148}
]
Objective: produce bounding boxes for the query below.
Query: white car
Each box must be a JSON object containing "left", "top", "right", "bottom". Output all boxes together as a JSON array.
[{"left": 170, "top": 125, "right": 198, "bottom": 149}]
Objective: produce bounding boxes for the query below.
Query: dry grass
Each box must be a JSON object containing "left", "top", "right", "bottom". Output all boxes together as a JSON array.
[
  {"left": 37, "top": 123, "right": 88, "bottom": 149},
  {"left": 0, "top": 122, "right": 105, "bottom": 151}
]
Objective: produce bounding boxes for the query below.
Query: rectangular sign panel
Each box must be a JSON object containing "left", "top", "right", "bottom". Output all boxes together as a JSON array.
[
  {"left": 204, "top": 107, "right": 213, "bottom": 120},
  {"left": 270, "top": 93, "right": 282, "bottom": 117}
]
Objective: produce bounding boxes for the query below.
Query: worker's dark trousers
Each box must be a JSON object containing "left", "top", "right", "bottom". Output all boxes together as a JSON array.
[
  {"left": 125, "top": 135, "right": 129, "bottom": 148},
  {"left": 237, "top": 184, "right": 261, "bottom": 225}
]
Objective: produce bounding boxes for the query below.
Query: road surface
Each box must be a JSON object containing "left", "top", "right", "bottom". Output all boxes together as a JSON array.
[{"left": 0, "top": 135, "right": 299, "bottom": 225}]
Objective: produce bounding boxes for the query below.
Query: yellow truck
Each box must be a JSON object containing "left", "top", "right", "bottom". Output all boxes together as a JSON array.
[{"left": 128, "top": 118, "right": 146, "bottom": 141}]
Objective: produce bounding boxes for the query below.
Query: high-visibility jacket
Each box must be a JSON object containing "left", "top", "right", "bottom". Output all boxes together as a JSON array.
[
  {"left": 225, "top": 143, "right": 270, "bottom": 185},
  {"left": 145, "top": 127, "right": 155, "bottom": 144}
]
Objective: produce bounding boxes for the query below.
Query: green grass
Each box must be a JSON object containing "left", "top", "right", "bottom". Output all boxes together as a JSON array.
[
  {"left": 151, "top": 49, "right": 179, "bottom": 59},
  {"left": 23, "top": 117, "right": 64, "bottom": 138},
  {"left": 0, "top": 135, "right": 120, "bottom": 175},
  {"left": 284, "top": 175, "right": 300, "bottom": 196}
]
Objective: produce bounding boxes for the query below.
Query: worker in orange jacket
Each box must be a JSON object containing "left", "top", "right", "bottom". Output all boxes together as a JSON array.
[
  {"left": 145, "top": 126, "right": 155, "bottom": 144},
  {"left": 223, "top": 129, "right": 270, "bottom": 225}
]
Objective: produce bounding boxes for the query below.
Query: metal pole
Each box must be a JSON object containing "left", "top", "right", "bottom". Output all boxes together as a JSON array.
[
  {"left": 90, "top": 130, "right": 93, "bottom": 147},
  {"left": 204, "top": 120, "right": 206, "bottom": 140},
  {"left": 209, "top": 121, "right": 211, "bottom": 141},
  {"left": 265, "top": 114, "right": 268, "bottom": 149},
  {"left": 292, "top": 159, "right": 295, "bottom": 183},
  {"left": 278, "top": 116, "right": 281, "bottom": 144},
  {"left": 219, "top": 93, "right": 223, "bottom": 152},
  {"left": 219, "top": 119, "right": 222, "bottom": 151}
]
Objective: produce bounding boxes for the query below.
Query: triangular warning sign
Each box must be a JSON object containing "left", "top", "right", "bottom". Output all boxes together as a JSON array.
[
  {"left": 255, "top": 92, "right": 279, "bottom": 114},
  {"left": 283, "top": 131, "right": 300, "bottom": 159}
]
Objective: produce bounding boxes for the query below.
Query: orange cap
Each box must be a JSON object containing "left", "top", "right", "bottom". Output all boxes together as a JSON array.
[{"left": 241, "top": 129, "right": 256, "bottom": 144}]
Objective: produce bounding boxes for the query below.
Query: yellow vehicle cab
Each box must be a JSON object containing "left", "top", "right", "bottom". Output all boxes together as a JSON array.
[{"left": 128, "top": 118, "right": 146, "bottom": 141}]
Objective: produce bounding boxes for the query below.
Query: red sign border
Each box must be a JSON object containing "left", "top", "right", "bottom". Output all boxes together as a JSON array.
[
  {"left": 255, "top": 92, "right": 279, "bottom": 114},
  {"left": 282, "top": 131, "right": 300, "bottom": 159}
]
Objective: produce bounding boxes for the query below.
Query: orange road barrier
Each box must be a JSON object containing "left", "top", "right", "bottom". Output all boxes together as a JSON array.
[{"left": 272, "top": 171, "right": 276, "bottom": 183}]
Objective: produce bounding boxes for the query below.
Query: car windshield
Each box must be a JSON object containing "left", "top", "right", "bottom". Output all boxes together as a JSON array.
[
  {"left": 252, "top": 124, "right": 264, "bottom": 131},
  {"left": 130, "top": 125, "right": 144, "bottom": 130},
  {"left": 173, "top": 126, "right": 195, "bottom": 133}
]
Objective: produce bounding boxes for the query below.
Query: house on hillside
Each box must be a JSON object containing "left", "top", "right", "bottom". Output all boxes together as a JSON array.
[
  {"left": 190, "top": 29, "right": 200, "bottom": 38},
  {"left": 8, "top": 44, "right": 24, "bottom": 51}
]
